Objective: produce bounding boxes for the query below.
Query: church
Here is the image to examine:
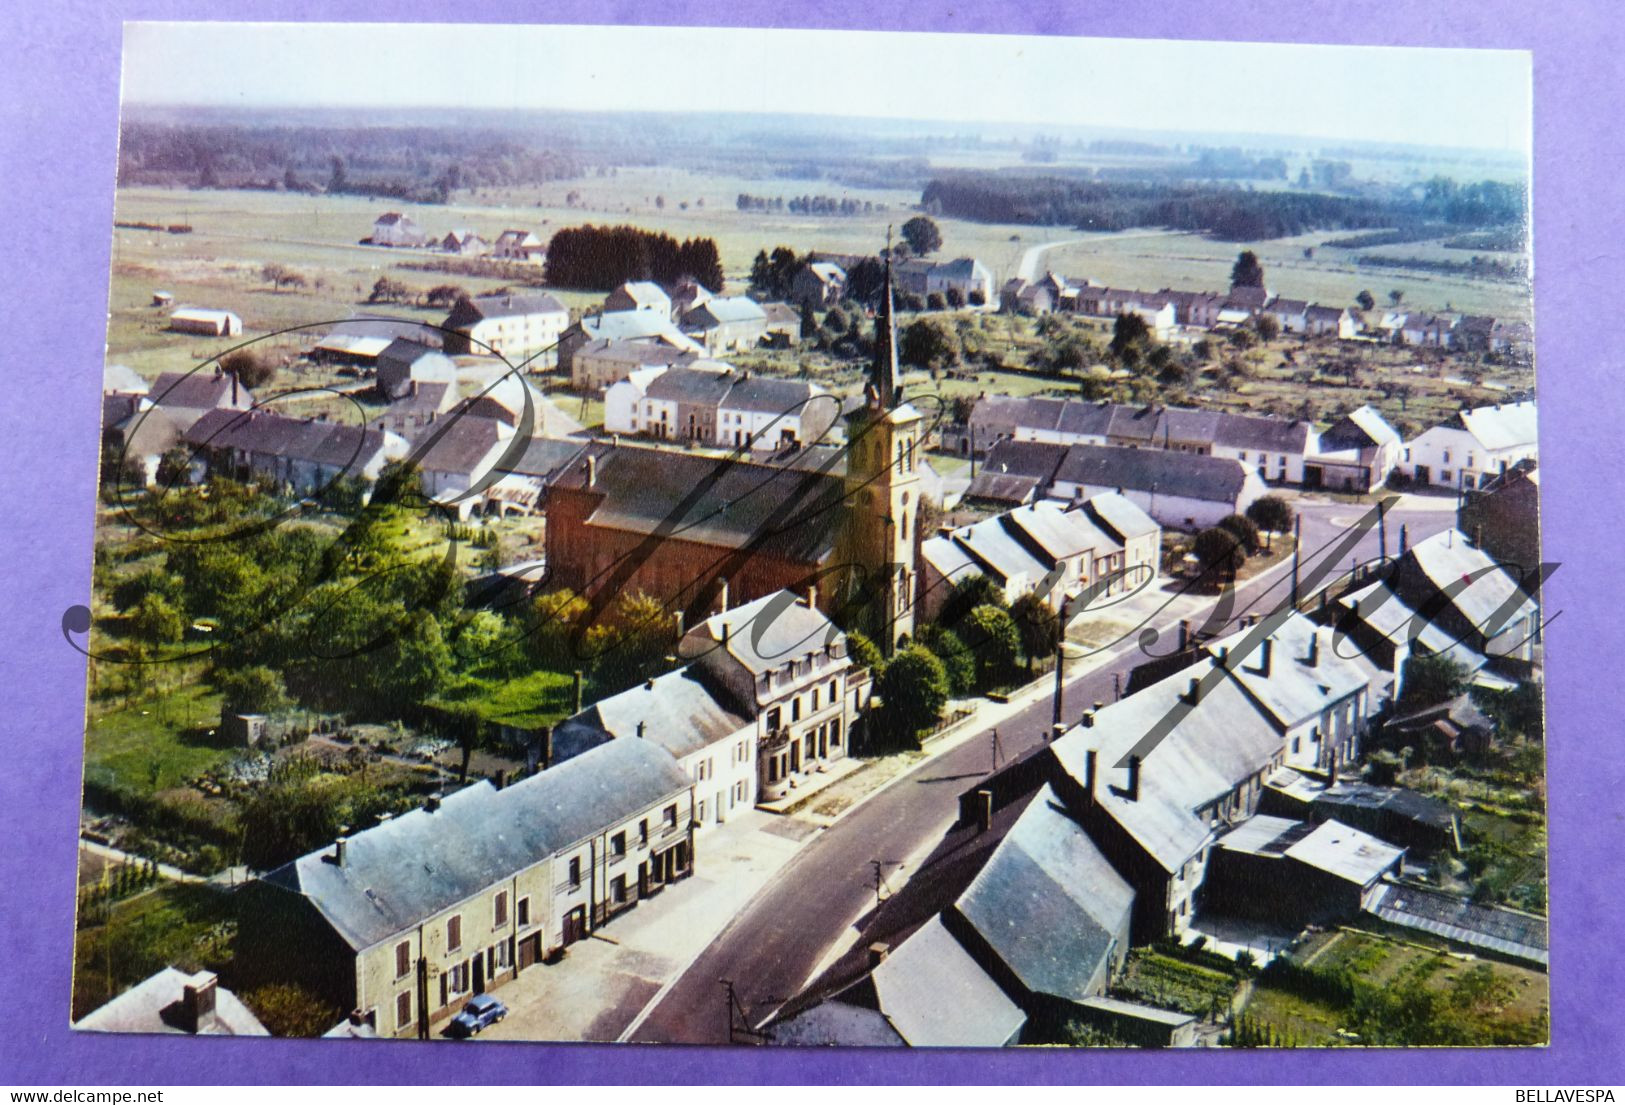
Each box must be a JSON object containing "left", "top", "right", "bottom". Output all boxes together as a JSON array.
[{"left": 543, "top": 243, "right": 924, "bottom": 652}]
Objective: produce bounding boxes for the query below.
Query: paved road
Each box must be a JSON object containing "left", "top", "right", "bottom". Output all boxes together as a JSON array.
[{"left": 629, "top": 493, "right": 1457, "bottom": 1044}]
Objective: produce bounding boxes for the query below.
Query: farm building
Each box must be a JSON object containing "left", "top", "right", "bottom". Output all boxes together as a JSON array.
[{"left": 168, "top": 308, "right": 242, "bottom": 337}]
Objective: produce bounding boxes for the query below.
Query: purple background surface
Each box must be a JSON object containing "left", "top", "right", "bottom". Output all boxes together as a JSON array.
[{"left": 2, "top": 0, "right": 1621, "bottom": 1085}]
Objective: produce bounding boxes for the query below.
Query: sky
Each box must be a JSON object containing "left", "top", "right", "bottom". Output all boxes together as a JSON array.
[{"left": 122, "top": 23, "right": 1532, "bottom": 154}]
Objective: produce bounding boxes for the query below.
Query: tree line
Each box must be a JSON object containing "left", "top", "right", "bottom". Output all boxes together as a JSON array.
[
  {"left": 918, "top": 174, "right": 1526, "bottom": 241},
  {"left": 544, "top": 224, "right": 724, "bottom": 291},
  {"left": 736, "top": 193, "right": 884, "bottom": 216}
]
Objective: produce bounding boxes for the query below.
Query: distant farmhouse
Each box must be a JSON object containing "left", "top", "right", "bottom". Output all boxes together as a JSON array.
[
  {"left": 491, "top": 229, "right": 546, "bottom": 263},
  {"left": 369, "top": 212, "right": 428, "bottom": 248},
  {"left": 440, "top": 229, "right": 489, "bottom": 257},
  {"left": 168, "top": 307, "right": 242, "bottom": 337}
]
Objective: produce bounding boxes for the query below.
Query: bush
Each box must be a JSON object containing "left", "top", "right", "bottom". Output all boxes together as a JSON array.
[{"left": 1218, "top": 513, "right": 1262, "bottom": 555}]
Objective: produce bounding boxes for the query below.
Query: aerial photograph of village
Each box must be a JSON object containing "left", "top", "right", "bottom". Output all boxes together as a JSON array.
[{"left": 74, "top": 23, "right": 1546, "bottom": 1047}]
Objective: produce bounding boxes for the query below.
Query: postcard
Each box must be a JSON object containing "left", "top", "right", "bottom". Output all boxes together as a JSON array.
[{"left": 72, "top": 21, "right": 1543, "bottom": 1048}]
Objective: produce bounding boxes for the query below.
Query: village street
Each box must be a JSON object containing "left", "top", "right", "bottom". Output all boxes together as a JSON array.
[{"left": 463, "top": 491, "right": 1458, "bottom": 1045}]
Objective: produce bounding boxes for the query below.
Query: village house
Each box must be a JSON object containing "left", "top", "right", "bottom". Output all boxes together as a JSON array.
[
  {"left": 184, "top": 408, "right": 409, "bottom": 496},
  {"left": 669, "top": 278, "right": 713, "bottom": 320},
  {"left": 1264, "top": 297, "right": 1310, "bottom": 335},
  {"left": 918, "top": 494, "right": 1159, "bottom": 620},
  {"left": 1385, "top": 528, "right": 1542, "bottom": 669},
  {"left": 681, "top": 295, "right": 770, "bottom": 354},
  {"left": 636, "top": 364, "right": 737, "bottom": 444},
  {"left": 681, "top": 592, "right": 863, "bottom": 803},
  {"left": 145, "top": 369, "right": 254, "bottom": 432},
  {"left": 311, "top": 318, "right": 440, "bottom": 368},
  {"left": 1458, "top": 460, "right": 1540, "bottom": 575},
  {"left": 441, "top": 291, "right": 569, "bottom": 368},
  {"left": 407, "top": 411, "right": 515, "bottom": 519},
  {"left": 1399, "top": 400, "right": 1538, "bottom": 490},
  {"left": 1305, "top": 304, "right": 1359, "bottom": 340},
  {"left": 369, "top": 212, "right": 428, "bottom": 248},
  {"left": 1304, "top": 405, "right": 1403, "bottom": 492},
  {"left": 760, "top": 302, "right": 803, "bottom": 347},
  {"left": 375, "top": 338, "right": 458, "bottom": 401},
  {"left": 1489, "top": 319, "right": 1534, "bottom": 359},
  {"left": 716, "top": 373, "right": 839, "bottom": 451},
  {"left": 604, "top": 280, "right": 672, "bottom": 316},
  {"left": 791, "top": 261, "right": 849, "bottom": 309},
  {"left": 370, "top": 380, "right": 458, "bottom": 439},
  {"left": 1202, "top": 816, "right": 1405, "bottom": 929},
  {"left": 76, "top": 969, "right": 268, "bottom": 1037},
  {"left": 900, "top": 256, "right": 995, "bottom": 304},
  {"left": 1048, "top": 443, "right": 1267, "bottom": 530},
  {"left": 557, "top": 311, "right": 704, "bottom": 381},
  {"left": 440, "top": 229, "right": 489, "bottom": 256},
  {"left": 238, "top": 737, "right": 695, "bottom": 1039},
  {"left": 168, "top": 307, "right": 242, "bottom": 337},
  {"left": 571, "top": 338, "right": 702, "bottom": 394},
  {"left": 490, "top": 229, "right": 546, "bottom": 263}
]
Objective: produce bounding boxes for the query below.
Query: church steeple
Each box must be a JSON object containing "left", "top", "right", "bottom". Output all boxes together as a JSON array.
[{"left": 872, "top": 230, "right": 900, "bottom": 409}]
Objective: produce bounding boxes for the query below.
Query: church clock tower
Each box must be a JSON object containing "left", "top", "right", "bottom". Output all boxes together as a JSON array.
[{"left": 839, "top": 237, "right": 922, "bottom": 653}]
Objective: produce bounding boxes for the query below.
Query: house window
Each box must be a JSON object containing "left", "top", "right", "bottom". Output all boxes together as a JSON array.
[
  {"left": 697, "top": 799, "right": 708, "bottom": 823},
  {"left": 639, "top": 819, "right": 649, "bottom": 846},
  {"left": 766, "top": 707, "right": 781, "bottom": 732},
  {"left": 568, "top": 857, "right": 582, "bottom": 888},
  {"left": 663, "top": 804, "right": 678, "bottom": 829},
  {"left": 611, "top": 875, "right": 628, "bottom": 904},
  {"left": 1441, "top": 470, "right": 1452, "bottom": 483},
  {"left": 449, "top": 960, "right": 469, "bottom": 996},
  {"left": 396, "top": 991, "right": 413, "bottom": 1032},
  {"left": 611, "top": 831, "right": 628, "bottom": 859},
  {"left": 446, "top": 915, "right": 462, "bottom": 952},
  {"left": 517, "top": 897, "right": 530, "bottom": 927},
  {"left": 792, "top": 697, "right": 802, "bottom": 722},
  {"left": 494, "top": 940, "right": 511, "bottom": 970},
  {"left": 395, "top": 940, "right": 411, "bottom": 979},
  {"left": 811, "top": 687, "right": 820, "bottom": 711},
  {"left": 829, "top": 679, "right": 838, "bottom": 700},
  {"left": 831, "top": 718, "right": 842, "bottom": 747},
  {"left": 494, "top": 891, "right": 508, "bottom": 928}
]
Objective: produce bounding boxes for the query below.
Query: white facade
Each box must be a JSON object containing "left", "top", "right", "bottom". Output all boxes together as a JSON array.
[
  {"left": 603, "top": 367, "right": 667, "bottom": 436},
  {"left": 463, "top": 309, "right": 569, "bottom": 368},
  {"left": 1048, "top": 472, "right": 1266, "bottom": 531},
  {"left": 680, "top": 733, "right": 759, "bottom": 830},
  {"left": 1399, "top": 402, "right": 1538, "bottom": 490}
]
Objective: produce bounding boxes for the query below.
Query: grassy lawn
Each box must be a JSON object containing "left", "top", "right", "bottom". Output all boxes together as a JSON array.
[
  {"left": 436, "top": 668, "right": 577, "bottom": 730},
  {"left": 84, "top": 680, "right": 233, "bottom": 796},
  {"left": 72, "top": 882, "right": 238, "bottom": 1022}
]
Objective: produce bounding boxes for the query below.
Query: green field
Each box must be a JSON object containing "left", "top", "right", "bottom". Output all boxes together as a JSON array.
[{"left": 72, "top": 881, "right": 238, "bottom": 1021}]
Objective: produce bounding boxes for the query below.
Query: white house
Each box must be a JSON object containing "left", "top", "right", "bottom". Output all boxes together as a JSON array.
[
  {"left": 603, "top": 366, "right": 671, "bottom": 437},
  {"left": 491, "top": 229, "right": 546, "bottom": 263},
  {"left": 1399, "top": 401, "right": 1538, "bottom": 490},
  {"left": 442, "top": 292, "right": 570, "bottom": 368},
  {"left": 604, "top": 281, "right": 672, "bottom": 316},
  {"left": 370, "top": 212, "right": 427, "bottom": 248},
  {"left": 715, "top": 374, "right": 840, "bottom": 452},
  {"left": 1048, "top": 444, "right": 1267, "bottom": 531}
]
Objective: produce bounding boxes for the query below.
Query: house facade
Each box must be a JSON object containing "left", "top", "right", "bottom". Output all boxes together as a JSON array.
[
  {"left": 1399, "top": 401, "right": 1538, "bottom": 490},
  {"left": 681, "top": 296, "right": 769, "bottom": 354},
  {"left": 370, "top": 212, "right": 427, "bottom": 248},
  {"left": 442, "top": 292, "right": 570, "bottom": 368}
]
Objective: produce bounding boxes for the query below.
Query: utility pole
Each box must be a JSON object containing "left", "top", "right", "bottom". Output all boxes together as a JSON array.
[
  {"left": 1051, "top": 595, "right": 1070, "bottom": 731},
  {"left": 990, "top": 727, "right": 1003, "bottom": 773},
  {"left": 1290, "top": 513, "right": 1302, "bottom": 608},
  {"left": 1377, "top": 500, "right": 1388, "bottom": 564},
  {"left": 870, "top": 860, "right": 901, "bottom": 908}
]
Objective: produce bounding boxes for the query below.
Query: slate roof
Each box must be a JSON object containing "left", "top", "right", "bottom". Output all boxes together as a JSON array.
[
  {"left": 611, "top": 281, "right": 669, "bottom": 309},
  {"left": 1455, "top": 401, "right": 1538, "bottom": 452},
  {"left": 953, "top": 786, "right": 1135, "bottom": 1003},
  {"left": 720, "top": 376, "right": 830, "bottom": 417},
  {"left": 1051, "top": 657, "right": 1288, "bottom": 870},
  {"left": 1082, "top": 492, "right": 1160, "bottom": 542},
  {"left": 150, "top": 371, "right": 250, "bottom": 413},
  {"left": 1212, "top": 412, "right": 1314, "bottom": 454},
  {"left": 683, "top": 591, "right": 843, "bottom": 677},
  {"left": 262, "top": 738, "right": 690, "bottom": 951},
  {"left": 1395, "top": 531, "right": 1539, "bottom": 640},
  {"left": 76, "top": 969, "right": 269, "bottom": 1036},
  {"left": 1054, "top": 444, "right": 1251, "bottom": 505},
  {"left": 576, "top": 339, "right": 699, "bottom": 369},
  {"left": 769, "top": 1002, "right": 906, "bottom": 1047},
  {"left": 453, "top": 291, "right": 568, "bottom": 322},
  {"left": 554, "top": 446, "right": 848, "bottom": 565},
  {"left": 684, "top": 296, "right": 768, "bottom": 328},
  {"left": 410, "top": 413, "right": 509, "bottom": 476},
  {"left": 1003, "top": 500, "right": 1120, "bottom": 563},
  {"left": 378, "top": 338, "right": 457, "bottom": 381},
  {"left": 495, "top": 436, "right": 592, "bottom": 481},
  {"left": 644, "top": 366, "right": 737, "bottom": 404},
  {"left": 869, "top": 915, "right": 1027, "bottom": 1047},
  {"left": 553, "top": 667, "right": 750, "bottom": 763},
  {"left": 1320, "top": 405, "right": 1401, "bottom": 451},
  {"left": 185, "top": 409, "right": 392, "bottom": 473},
  {"left": 1206, "top": 615, "right": 1371, "bottom": 731},
  {"left": 1336, "top": 579, "right": 1492, "bottom": 675},
  {"left": 574, "top": 311, "right": 703, "bottom": 351},
  {"left": 1365, "top": 883, "right": 1547, "bottom": 966}
]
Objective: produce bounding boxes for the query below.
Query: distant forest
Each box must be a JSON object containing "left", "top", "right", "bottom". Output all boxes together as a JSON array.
[
  {"left": 544, "top": 225, "right": 724, "bottom": 291},
  {"left": 919, "top": 175, "right": 1526, "bottom": 241},
  {"left": 116, "top": 122, "right": 587, "bottom": 203}
]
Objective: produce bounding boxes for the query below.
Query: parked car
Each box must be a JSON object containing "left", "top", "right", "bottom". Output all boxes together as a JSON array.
[{"left": 445, "top": 993, "right": 507, "bottom": 1038}]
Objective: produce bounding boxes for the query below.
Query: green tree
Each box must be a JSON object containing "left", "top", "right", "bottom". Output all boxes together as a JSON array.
[
  {"left": 1193, "top": 527, "right": 1245, "bottom": 584},
  {"left": 1245, "top": 495, "right": 1294, "bottom": 549},
  {"left": 916, "top": 625, "right": 975, "bottom": 695},
  {"left": 1399, "top": 653, "right": 1470, "bottom": 710},
  {"left": 900, "top": 215, "right": 943, "bottom": 256},
  {"left": 843, "top": 628, "right": 884, "bottom": 675},
  {"left": 899, "top": 318, "right": 958, "bottom": 368},
  {"left": 1218, "top": 513, "right": 1262, "bottom": 555},
  {"left": 129, "top": 592, "right": 185, "bottom": 648},
  {"left": 874, "top": 644, "right": 949, "bottom": 747},
  {"left": 1389, "top": 289, "right": 1405, "bottom": 307},
  {"left": 960, "top": 604, "right": 1020, "bottom": 689},
  {"left": 1253, "top": 313, "right": 1280, "bottom": 342},
  {"left": 1356, "top": 289, "right": 1376, "bottom": 311},
  {"left": 214, "top": 665, "right": 288, "bottom": 716},
  {"left": 1230, "top": 250, "right": 1265, "bottom": 288},
  {"left": 1109, "top": 312, "right": 1151, "bottom": 362},
  {"left": 1010, "top": 591, "right": 1061, "bottom": 674},
  {"left": 220, "top": 348, "right": 276, "bottom": 390}
]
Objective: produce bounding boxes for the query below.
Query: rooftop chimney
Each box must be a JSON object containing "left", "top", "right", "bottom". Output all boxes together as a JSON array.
[
  {"left": 1219, "top": 645, "right": 1231, "bottom": 668},
  {"left": 868, "top": 942, "right": 891, "bottom": 969},
  {"left": 425, "top": 794, "right": 441, "bottom": 813},
  {"left": 718, "top": 579, "right": 731, "bottom": 613},
  {"left": 181, "top": 972, "right": 219, "bottom": 1034},
  {"left": 1399, "top": 523, "right": 1409, "bottom": 555},
  {"left": 1179, "top": 620, "right": 1190, "bottom": 650},
  {"left": 975, "top": 789, "right": 993, "bottom": 834},
  {"left": 1185, "top": 676, "right": 1202, "bottom": 706},
  {"left": 1307, "top": 630, "right": 1321, "bottom": 668},
  {"left": 805, "top": 583, "right": 818, "bottom": 609},
  {"left": 585, "top": 454, "right": 597, "bottom": 487},
  {"left": 1126, "top": 754, "right": 1141, "bottom": 802},
  {"left": 1081, "top": 711, "right": 1095, "bottom": 728},
  {"left": 645, "top": 677, "right": 656, "bottom": 691},
  {"left": 636, "top": 720, "right": 647, "bottom": 738},
  {"left": 493, "top": 769, "right": 507, "bottom": 790},
  {"left": 1256, "top": 637, "right": 1273, "bottom": 678},
  {"left": 332, "top": 836, "right": 348, "bottom": 867}
]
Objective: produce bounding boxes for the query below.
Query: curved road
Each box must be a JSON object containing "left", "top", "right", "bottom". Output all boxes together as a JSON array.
[{"left": 629, "top": 493, "right": 1458, "bottom": 1044}]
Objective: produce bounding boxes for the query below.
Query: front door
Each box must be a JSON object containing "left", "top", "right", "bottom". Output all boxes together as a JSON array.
[
  {"left": 563, "top": 905, "right": 587, "bottom": 946},
  {"left": 1414, "top": 465, "right": 1430, "bottom": 484},
  {"left": 473, "top": 953, "right": 486, "bottom": 994}
]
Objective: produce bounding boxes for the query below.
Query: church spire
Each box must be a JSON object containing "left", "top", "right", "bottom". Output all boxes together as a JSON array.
[{"left": 872, "top": 229, "right": 899, "bottom": 409}]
